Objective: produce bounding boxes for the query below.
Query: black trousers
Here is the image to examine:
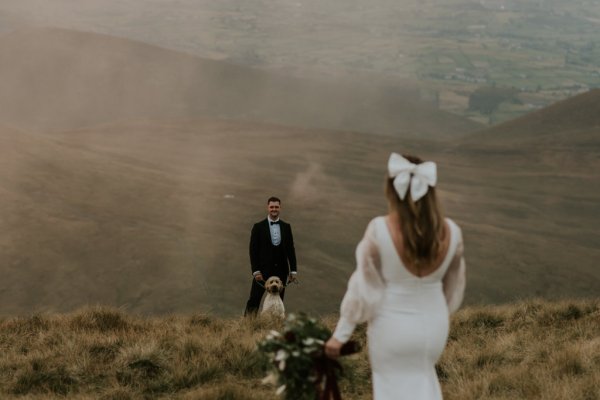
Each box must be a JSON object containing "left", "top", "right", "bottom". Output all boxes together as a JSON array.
[{"left": 244, "top": 276, "right": 287, "bottom": 316}]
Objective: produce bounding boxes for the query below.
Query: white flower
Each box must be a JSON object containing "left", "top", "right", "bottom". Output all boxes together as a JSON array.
[
  {"left": 266, "top": 330, "right": 281, "bottom": 341},
  {"left": 275, "top": 349, "right": 289, "bottom": 361},
  {"left": 303, "top": 338, "right": 316, "bottom": 346},
  {"left": 276, "top": 384, "right": 287, "bottom": 395},
  {"left": 292, "top": 350, "right": 300, "bottom": 357},
  {"left": 262, "top": 372, "right": 278, "bottom": 386},
  {"left": 278, "top": 359, "right": 286, "bottom": 371}
]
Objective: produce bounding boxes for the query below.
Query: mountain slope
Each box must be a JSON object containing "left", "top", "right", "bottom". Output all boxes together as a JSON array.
[
  {"left": 468, "top": 89, "right": 600, "bottom": 141},
  {"left": 457, "top": 89, "right": 600, "bottom": 169},
  {"left": 0, "top": 27, "right": 481, "bottom": 137},
  {"left": 0, "top": 116, "right": 597, "bottom": 316},
  {"left": 445, "top": 91, "right": 600, "bottom": 304}
]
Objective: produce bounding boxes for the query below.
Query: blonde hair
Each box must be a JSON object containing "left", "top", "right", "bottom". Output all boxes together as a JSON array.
[{"left": 385, "top": 154, "right": 445, "bottom": 269}]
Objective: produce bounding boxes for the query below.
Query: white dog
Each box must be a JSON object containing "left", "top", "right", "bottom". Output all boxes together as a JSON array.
[{"left": 259, "top": 276, "right": 285, "bottom": 319}]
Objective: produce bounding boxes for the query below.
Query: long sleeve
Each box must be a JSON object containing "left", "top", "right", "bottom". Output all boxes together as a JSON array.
[
  {"left": 442, "top": 225, "right": 466, "bottom": 314},
  {"left": 333, "top": 219, "right": 385, "bottom": 343}
]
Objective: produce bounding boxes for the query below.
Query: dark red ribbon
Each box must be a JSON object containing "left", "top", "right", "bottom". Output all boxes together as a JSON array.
[
  {"left": 315, "top": 357, "right": 342, "bottom": 400},
  {"left": 314, "top": 341, "right": 361, "bottom": 400}
]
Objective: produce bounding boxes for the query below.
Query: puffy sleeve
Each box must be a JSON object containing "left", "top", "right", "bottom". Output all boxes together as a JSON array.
[
  {"left": 332, "top": 218, "right": 385, "bottom": 343},
  {"left": 442, "top": 224, "right": 466, "bottom": 314}
]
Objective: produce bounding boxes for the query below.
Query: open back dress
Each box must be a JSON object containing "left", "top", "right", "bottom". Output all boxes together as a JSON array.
[{"left": 332, "top": 216, "right": 466, "bottom": 400}]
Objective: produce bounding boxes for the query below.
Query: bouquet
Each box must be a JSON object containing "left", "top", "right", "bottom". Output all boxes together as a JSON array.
[{"left": 257, "top": 313, "right": 360, "bottom": 400}]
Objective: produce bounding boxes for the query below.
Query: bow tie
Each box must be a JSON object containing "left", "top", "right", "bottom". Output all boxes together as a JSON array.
[{"left": 270, "top": 221, "right": 280, "bottom": 225}]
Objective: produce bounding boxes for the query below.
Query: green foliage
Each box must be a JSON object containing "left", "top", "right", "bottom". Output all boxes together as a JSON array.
[
  {"left": 468, "top": 86, "right": 521, "bottom": 116},
  {"left": 257, "top": 313, "right": 332, "bottom": 400}
]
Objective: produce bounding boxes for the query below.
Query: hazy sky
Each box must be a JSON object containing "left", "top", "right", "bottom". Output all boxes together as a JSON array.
[
  {"left": 0, "top": 0, "right": 425, "bottom": 79},
  {"left": 3, "top": 0, "right": 598, "bottom": 80},
  {"left": 2, "top": 0, "right": 598, "bottom": 120}
]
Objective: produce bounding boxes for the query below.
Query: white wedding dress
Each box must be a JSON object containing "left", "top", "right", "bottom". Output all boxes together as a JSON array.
[{"left": 333, "top": 216, "right": 466, "bottom": 400}]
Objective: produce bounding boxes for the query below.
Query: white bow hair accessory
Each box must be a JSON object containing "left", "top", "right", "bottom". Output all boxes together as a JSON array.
[{"left": 387, "top": 153, "right": 437, "bottom": 201}]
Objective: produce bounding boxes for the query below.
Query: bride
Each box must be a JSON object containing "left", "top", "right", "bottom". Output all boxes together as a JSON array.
[{"left": 325, "top": 153, "right": 467, "bottom": 400}]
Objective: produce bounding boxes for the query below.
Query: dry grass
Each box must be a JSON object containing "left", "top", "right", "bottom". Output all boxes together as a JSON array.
[
  {"left": 439, "top": 300, "right": 600, "bottom": 400},
  {"left": 0, "top": 299, "right": 598, "bottom": 399}
]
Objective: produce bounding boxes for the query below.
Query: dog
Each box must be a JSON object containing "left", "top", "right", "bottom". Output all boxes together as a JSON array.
[{"left": 259, "top": 276, "right": 285, "bottom": 319}]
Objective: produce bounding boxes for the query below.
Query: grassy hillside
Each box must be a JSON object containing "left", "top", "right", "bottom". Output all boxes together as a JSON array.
[
  {"left": 1, "top": 96, "right": 598, "bottom": 316},
  {"left": 468, "top": 89, "right": 600, "bottom": 140},
  {"left": 0, "top": 299, "right": 598, "bottom": 399},
  {"left": 0, "top": 28, "right": 480, "bottom": 137}
]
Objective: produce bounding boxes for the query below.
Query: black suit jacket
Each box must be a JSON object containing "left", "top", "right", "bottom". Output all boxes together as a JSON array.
[{"left": 249, "top": 218, "right": 297, "bottom": 278}]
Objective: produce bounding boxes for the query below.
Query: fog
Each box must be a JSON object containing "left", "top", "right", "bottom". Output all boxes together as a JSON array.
[
  {"left": 1, "top": 0, "right": 415, "bottom": 80},
  {"left": 0, "top": 0, "right": 598, "bottom": 316},
  {"left": 3, "top": 0, "right": 597, "bottom": 124}
]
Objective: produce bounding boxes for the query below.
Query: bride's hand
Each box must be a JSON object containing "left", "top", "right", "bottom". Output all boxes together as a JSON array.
[{"left": 324, "top": 337, "right": 344, "bottom": 359}]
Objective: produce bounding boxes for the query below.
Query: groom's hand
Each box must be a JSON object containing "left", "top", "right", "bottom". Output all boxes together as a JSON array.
[{"left": 254, "top": 273, "right": 264, "bottom": 282}]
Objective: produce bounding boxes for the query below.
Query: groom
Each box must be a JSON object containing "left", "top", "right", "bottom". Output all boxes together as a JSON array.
[{"left": 244, "top": 196, "right": 298, "bottom": 316}]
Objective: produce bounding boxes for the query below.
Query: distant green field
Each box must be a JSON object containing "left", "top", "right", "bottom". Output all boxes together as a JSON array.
[
  {"left": 407, "top": 0, "right": 600, "bottom": 123},
  {"left": 1, "top": 0, "right": 599, "bottom": 125}
]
